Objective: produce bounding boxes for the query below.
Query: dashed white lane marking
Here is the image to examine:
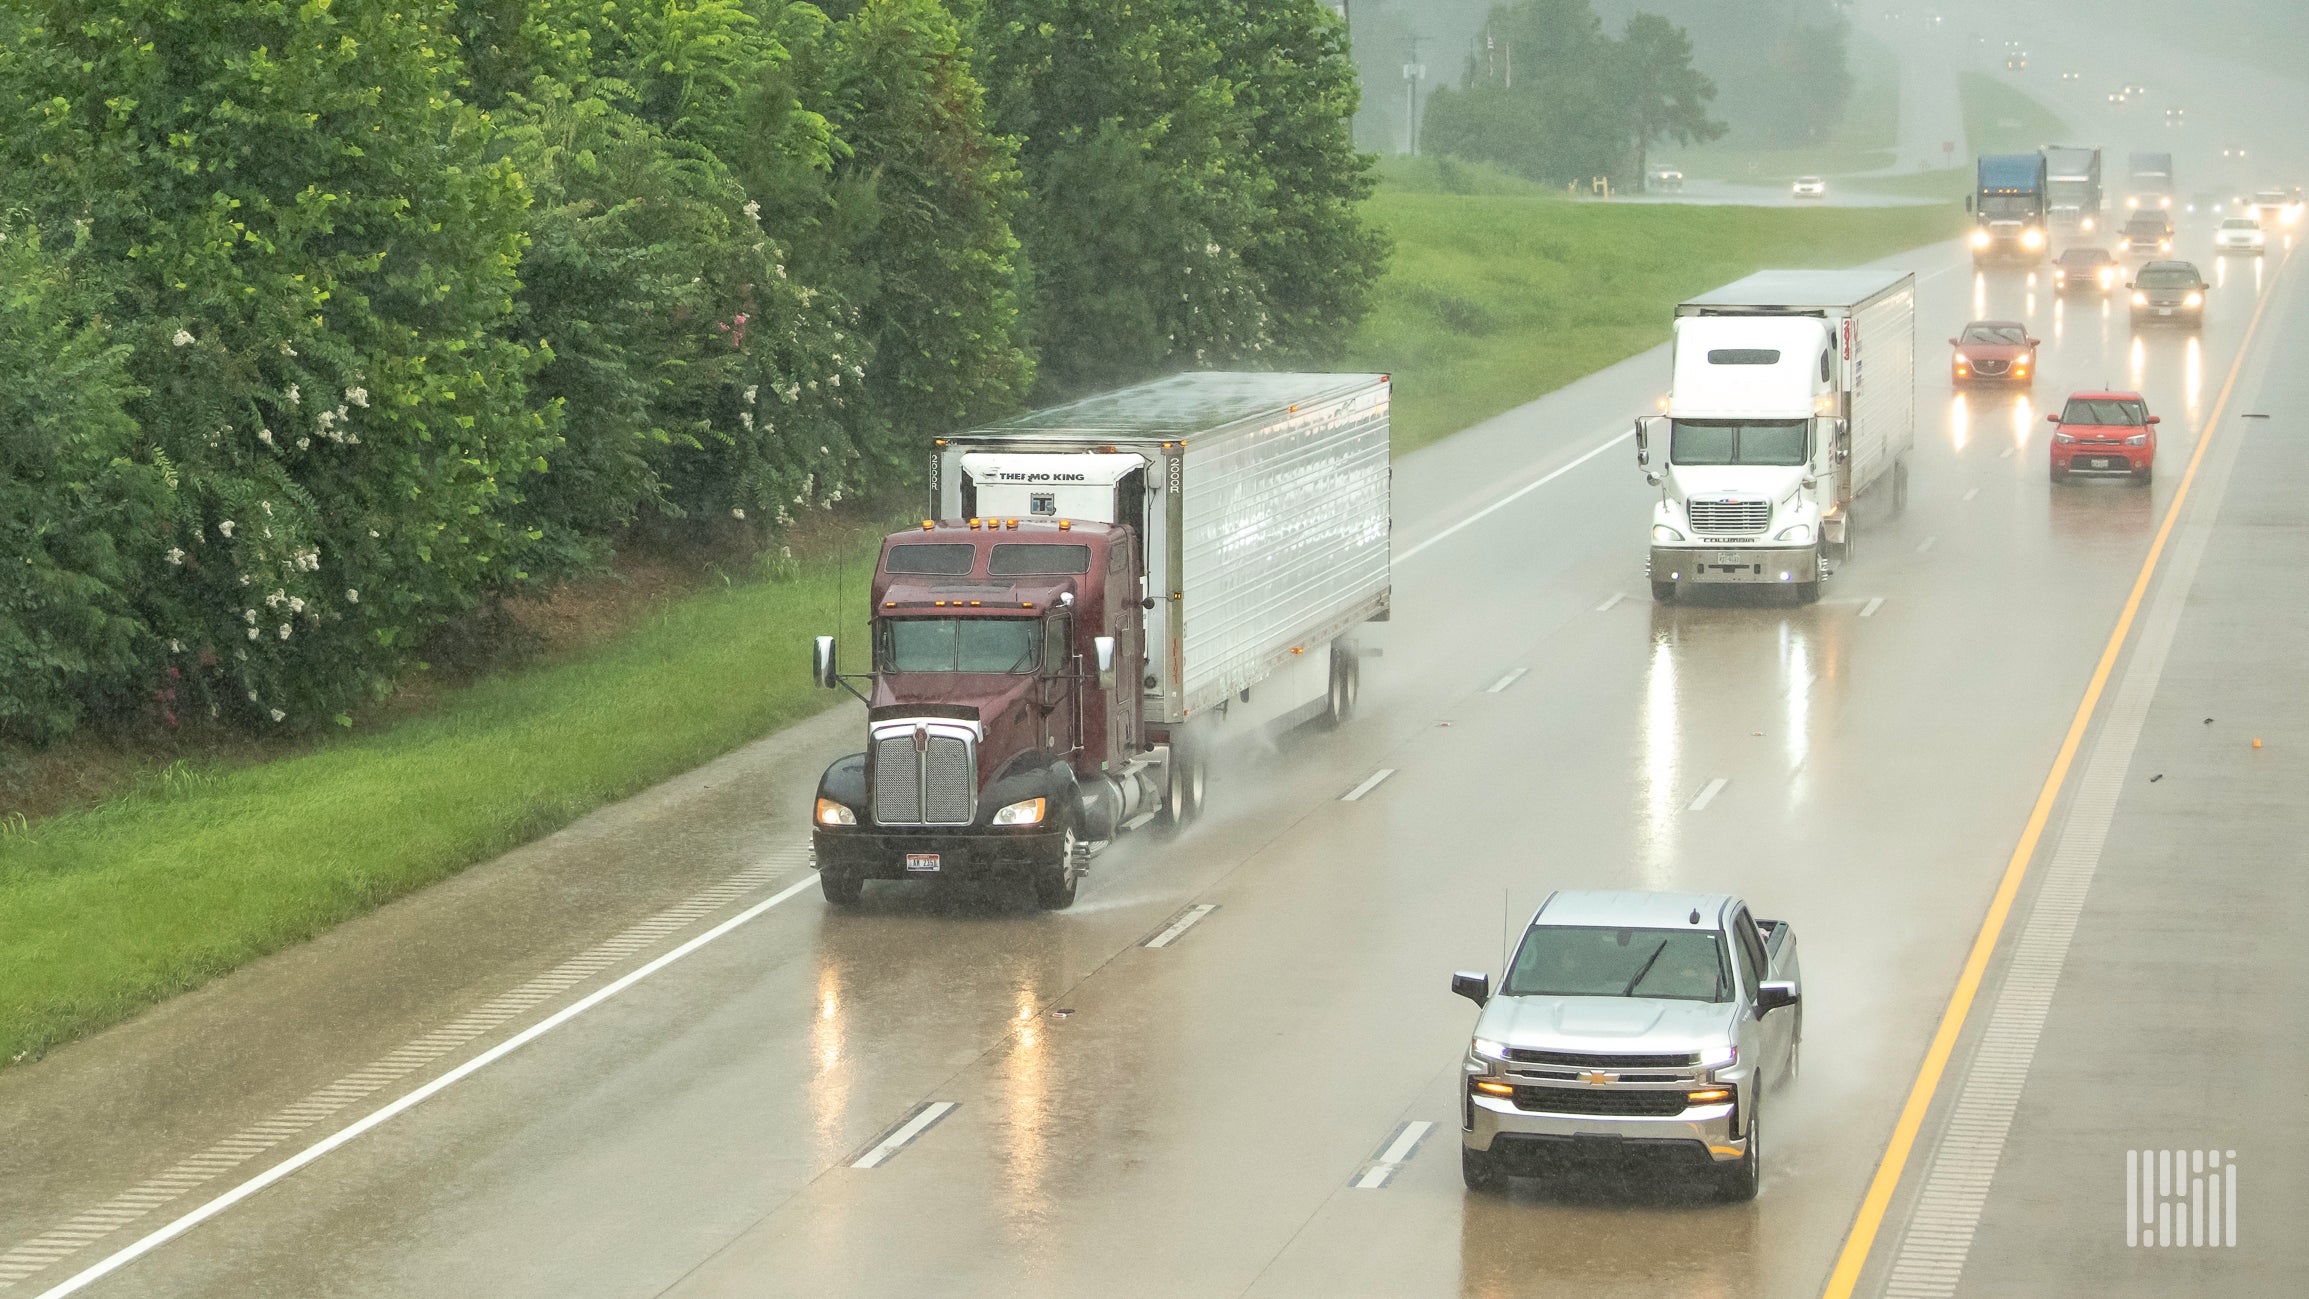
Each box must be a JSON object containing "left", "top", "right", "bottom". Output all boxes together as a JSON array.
[
  {"left": 1998, "top": 447, "right": 2015, "bottom": 459},
  {"left": 1594, "top": 591, "right": 1626, "bottom": 612},
  {"left": 1860, "top": 597, "right": 1887, "bottom": 618},
  {"left": 848, "top": 1102, "right": 958, "bottom": 1170},
  {"left": 1485, "top": 668, "right": 1529, "bottom": 694},
  {"left": 1916, "top": 535, "right": 1940, "bottom": 554},
  {"left": 1352, "top": 1120, "right": 1437, "bottom": 1189},
  {"left": 1399, "top": 428, "right": 1633, "bottom": 563},
  {"left": 1339, "top": 768, "right": 1396, "bottom": 802},
  {"left": 11, "top": 849, "right": 817, "bottom": 1297},
  {"left": 1879, "top": 307, "right": 2249, "bottom": 1296},
  {"left": 1142, "top": 904, "right": 1219, "bottom": 949},
  {"left": 1962, "top": 487, "right": 1981, "bottom": 501},
  {"left": 1685, "top": 777, "right": 1728, "bottom": 812}
]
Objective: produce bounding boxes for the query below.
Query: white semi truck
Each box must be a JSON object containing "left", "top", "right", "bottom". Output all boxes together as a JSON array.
[{"left": 1637, "top": 270, "right": 1916, "bottom": 603}]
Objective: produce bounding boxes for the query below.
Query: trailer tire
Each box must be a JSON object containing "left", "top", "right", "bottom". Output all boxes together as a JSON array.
[
  {"left": 1156, "top": 728, "right": 1206, "bottom": 834},
  {"left": 1323, "top": 642, "right": 1361, "bottom": 727},
  {"left": 819, "top": 869, "right": 863, "bottom": 907},
  {"left": 1033, "top": 822, "right": 1080, "bottom": 910},
  {"left": 1651, "top": 580, "right": 1677, "bottom": 603}
]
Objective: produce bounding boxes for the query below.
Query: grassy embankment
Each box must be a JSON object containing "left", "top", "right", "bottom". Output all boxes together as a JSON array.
[{"left": 0, "top": 174, "right": 1962, "bottom": 1066}]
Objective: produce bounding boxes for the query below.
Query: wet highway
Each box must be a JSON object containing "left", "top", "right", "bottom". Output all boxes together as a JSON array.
[{"left": 0, "top": 202, "right": 2294, "bottom": 1297}]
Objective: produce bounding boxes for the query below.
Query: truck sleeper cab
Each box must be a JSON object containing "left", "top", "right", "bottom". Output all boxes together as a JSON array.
[{"left": 1452, "top": 891, "right": 1802, "bottom": 1201}]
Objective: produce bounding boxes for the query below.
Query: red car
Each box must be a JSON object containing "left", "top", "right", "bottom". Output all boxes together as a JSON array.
[
  {"left": 1951, "top": 320, "right": 2039, "bottom": 386},
  {"left": 2048, "top": 390, "right": 2158, "bottom": 483}
]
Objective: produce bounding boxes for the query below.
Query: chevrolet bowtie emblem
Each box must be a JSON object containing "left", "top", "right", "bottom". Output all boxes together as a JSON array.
[{"left": 1580, "top": 1070, "right": 1616, "bottom": 1086}]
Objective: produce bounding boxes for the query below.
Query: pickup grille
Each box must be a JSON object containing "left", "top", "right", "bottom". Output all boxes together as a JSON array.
[
  {"left": 1504, "top": 1048, "right": 1700, "bottom": 1069},
  {"left": 871, "top": 732, "right": 975, "bottom": 826},
  {"left": 1685, "top": 500, "right": 1769, "bottom": 536},
  {"left": 1512, "top": 1087, "right": 1695, "bottom": 1117}
]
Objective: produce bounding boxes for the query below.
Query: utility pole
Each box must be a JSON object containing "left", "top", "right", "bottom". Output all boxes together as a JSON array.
[{"left": 1403, "top": 35, "right": 1426, "bottom": 156}]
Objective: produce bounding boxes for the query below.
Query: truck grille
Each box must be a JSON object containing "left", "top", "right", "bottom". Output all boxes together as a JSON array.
[
  {"left": 871, "top": 732, "right": 975, "bottom": 825},
  {"left": 1685, "top": 500, "right": 1769, "bottom": 535},
  {"left": 1512, "top": 1087, "right": 1695, "bottom": 1117},
  {"left": 1504, "top": 1048, "right": 1700, "bottom": 1068}
]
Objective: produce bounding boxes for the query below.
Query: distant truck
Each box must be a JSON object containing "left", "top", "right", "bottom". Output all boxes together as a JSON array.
[
  {"left": 809, "top": 372, "right": 1391, "bottom": 908},
  {"left": 2041, "top": 144, "right": 2104, "bottom": 233},
  {"left": 1637, "top": 270, "right": 1917, "bottom": 603},
  {"left": 2126, "top": 150, "right": 2175, "bottom": 211},
  {"left": 1452, "top": 891, "right": 1803, "bottom": 1200},
  {"left": 1968, "top": 153, "right": 2049, "bottom": 262}
]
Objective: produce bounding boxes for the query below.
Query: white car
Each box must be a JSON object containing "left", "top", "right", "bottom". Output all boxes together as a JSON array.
[
  {"left": 2216, "top": 217, "right": 2266, "bottom": 255},
  {"left": 1791, "top": 176, "right": 1827, "bottom": 200}
]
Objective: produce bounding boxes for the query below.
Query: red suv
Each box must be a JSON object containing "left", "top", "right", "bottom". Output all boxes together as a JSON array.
[{"left": 2048, "top": 391, "right": 2158, "bottom": 484}]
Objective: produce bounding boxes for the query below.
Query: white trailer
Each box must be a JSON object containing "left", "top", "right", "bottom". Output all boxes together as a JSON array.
[
  {"left": 933, "top": 370, "right": 1391, "bottom": 739},
  {"left": 1637, "top": 270, "right": 1915, "bottom": 602}
]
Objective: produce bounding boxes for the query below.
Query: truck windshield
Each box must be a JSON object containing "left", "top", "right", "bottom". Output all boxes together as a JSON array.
[
  {"left": 876, "top": 618, "right": 1040, "bottom": 673},
  {"left": 1670, "top": 420, "right": 1808, "bottom": 467},
  {"left": 1502, "top": 926, "right": 1729, "bottom": 1002},
  {"left": 1979, "top": 195, "right": 2038, "bottom": 219}
]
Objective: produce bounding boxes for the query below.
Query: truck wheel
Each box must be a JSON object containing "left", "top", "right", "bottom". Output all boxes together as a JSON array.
[
  {"left": 819, "top": 869, "right": 863, "bottom": 907},
  {"left": 1157, "top": 729, "right": 1206, "bottom": 834},
  {"left": 1651, "top": 580, "right": 1676, "bottom": 603},
  {"left": 1717, "top": 1106, "right": 1762, "bottom": 1202},
  {"left": 1033, "top": 822, "right": 1080, "bottom": 910},
  {"left": 1323, "top": 642, "right": 1360, "bottom": 727},
  {"left": 1461, "top": 1144, "right": 1508, "bottom": 1194},
  {"left": 2133, "top": 465, "right": 2153, "bottom": 487}
]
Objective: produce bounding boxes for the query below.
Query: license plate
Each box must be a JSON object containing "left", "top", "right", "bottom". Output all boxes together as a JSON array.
[
  {"left": 2157, "top": 307, "right": 2173, "bottom": 315},
  {"left": 2094, "top": 458, "right": 2116, "bottom": 469},
  {"left": 905, "top": 853, "right": 941, "bottom": 873}
]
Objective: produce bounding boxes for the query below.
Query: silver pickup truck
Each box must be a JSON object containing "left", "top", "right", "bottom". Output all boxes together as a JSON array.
[{"left": 1451, "top": 890, "right": 1801, "bottom": 1200}]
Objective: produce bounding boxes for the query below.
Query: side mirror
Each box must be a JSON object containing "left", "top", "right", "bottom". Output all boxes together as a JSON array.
[
  {"left": 2145, "top": 415, "right": 2161, "bottom": 425},
  {"left": 1757, "top": 980, "right": 1800, "bottom": 1015},
  {"left": 1451, "top": 971, "right": 1491, "bottom": 1007},
  {"left": 1948, "top": 338, "right": 1961, "bottom": 346},
  {"left": 2026, "top": 338, "right": 2041, "bottom": 347},
  {"left": 1632, "top": 416, "right": 1651, "bottom": 467},
  {"left": 2046, "top": 413, "right": 2062, "bottom": 423},
  {"left": 812, "top": 635, "right": 839, "bottom": 690},
  {"left": 1092, "top": 635, "right": 1118, "bottom": 690},
  {"left": 1964, "top": 195, "right": 1974, "bottom": 213}
]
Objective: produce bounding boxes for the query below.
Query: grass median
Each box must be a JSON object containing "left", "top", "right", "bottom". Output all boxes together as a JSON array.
[{"left": 3, "top": 180, "right": 1962, "bottom": 1066}]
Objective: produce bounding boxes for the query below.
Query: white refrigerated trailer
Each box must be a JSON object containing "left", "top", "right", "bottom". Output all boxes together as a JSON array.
[{"left": 1637, "top": 269, "right": 1916, "bottom": 602}]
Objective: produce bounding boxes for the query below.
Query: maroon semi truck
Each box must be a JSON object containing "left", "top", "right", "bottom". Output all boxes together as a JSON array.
[{"left": 808, "top": 372, "right": 1392, "bottom": 908}]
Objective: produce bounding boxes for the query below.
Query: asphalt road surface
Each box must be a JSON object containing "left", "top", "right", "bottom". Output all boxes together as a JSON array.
[{"left": 2, "top": 192, "right": 2299, "bottom": 1298}]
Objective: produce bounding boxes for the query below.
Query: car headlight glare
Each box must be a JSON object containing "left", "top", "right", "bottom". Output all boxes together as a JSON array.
[
  {"left": 2083, "top": 217, "right": 2096, "bottom": 232},
  {"left": 815, "top": 797, "right": 856, "bottom": 827},
  {"left": 1653, "top": 524, "right": 1685, "bottom": 543},
  {"left": 2133, "top": 291, "right": 2148, "bottom": 305},
  {"left": 2185, "top": 292, "right": 2203, "bottom": 307},
  {"left": 991, "top": 796, "right": 1047, "bottom": 826},
  {"left": 2125, "top": 434, "right": 2148, "bottom": 446},
  {"left": 1699, "top": 1043, "right": 1738, "bottom": 1071},
  {"left": 1953, "top": 352, "right": 1970, "bottom": 365},
  {"left": 2100, "top": 269, "right": 2116, "bottom": 285},
  {"left": 1776, "top": 524, "right": 1813, "bottom": 543},
  {"left": 2021, "top": 228, "right": 2045, "bottom": 249},
  {"left": 1970, "top": 229, "right": 1991, "bottom": 248},
  {"left": 1472, "top": 1037, "right": 1509, "bottom": 1061}
]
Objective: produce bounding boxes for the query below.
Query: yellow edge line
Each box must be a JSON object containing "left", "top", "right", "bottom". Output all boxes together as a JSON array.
[{"left": 1820, "top": 257, "right": 2289, "bottom": 1298}]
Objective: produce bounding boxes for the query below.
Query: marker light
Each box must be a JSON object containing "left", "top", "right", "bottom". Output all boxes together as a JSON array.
[
  {"left": 1687, "top": 1088, "right": 1734, "bottom": 1105},
  {"left": 991, "top": 796, "right": 1047, "bottom": 826},
  {"left": 815, "top": 798, "right": 856, "bottom": 826},
  {"left": 1472, "top": 1079, "right": 1516, "bottom": 1097}
]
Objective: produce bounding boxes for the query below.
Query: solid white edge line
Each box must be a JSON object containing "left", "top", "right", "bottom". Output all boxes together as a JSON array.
[
  {"left": 1339, "top": 769, "right": 1396, "bottom": 802},
  {"left": 849, "top": 1101, "right": 958, "bottom": 1170},
  {"left": 1686, "top": 777, "right": 1728, "bottom": 812},
  {"left": 1484, "top": 668, "right": 1529, "bottom": 694},
  {"left": 33, "top": 871, "right": 823, "bottom": 1299},
  {"left": 1595, "top": 591, "right": 1627, "bottom": 612},
  {"left": 1144, "top": 904, "right": 1219, "bottom": 949},
  {"left": 1860, "top": 597, "right": 1886, "bottom": 618},
  {"left": 1398, "top": 429, "right": 1633, "bottom": 564}
]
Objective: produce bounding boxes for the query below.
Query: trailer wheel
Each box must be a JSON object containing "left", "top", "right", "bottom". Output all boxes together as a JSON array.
[
  {"left": 1651, "top": 581, "right": 1677, "bottom": 603},
  {"left": 819, "top": 869, "right": 863, "bottom": 907},
  {"left": 1157, "top": 728, "right": 1206, "bottom": 834},
  {"left": 1323, "top": 642, "right": 1360, "bottom": 727},
  {"left": 1033, "top": 822, "right": 1080, "bottom": 910}
]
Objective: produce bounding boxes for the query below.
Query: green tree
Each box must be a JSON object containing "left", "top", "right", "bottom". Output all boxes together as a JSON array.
[
  {"left": 1622, "top": 13, "right": 1724, "bottom": 189},
  {"left": 1423, "top": 0, "right": 1633, "bottom": 187},
  {"left": 0, "top": 0, "right": 551, "bottom": 729}
]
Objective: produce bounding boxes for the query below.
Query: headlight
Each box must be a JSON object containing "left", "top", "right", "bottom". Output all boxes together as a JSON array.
[
  {"left": 991, "top": 796, "right": 1047, "bottom": 826},
  {"left": 814, "top": 797, "right": 856, "bottom": 827},
  {"left": 1953, "top": 352, "right": 1970, "bottom": 366},
  {"left": 2053, "top": 432, "right": 2077, "bottom": 444},
  {"left": 1970, "top": 229, "right": 1992, "bottom": 248},
  {"left": 2133, "top": 291, "right": 2149, "bottom": 305},
  {"left": 2083, "top": 216, "right": 2096, "bottom": 232},
  {"left": 1471, "top": 1037, "right": 1509, "bottom": 1061},
  {"left": 2021, "top": 228, "right": 2045, "bottom": 249},
  {"left": 2125, "top": 434, "right": 2148, "bottom": 446},
  {"left": 2185, "top": 292, "right": 2203, "bottom": 307},
  {"left": 1776, "top": 524, "right": 1813, "bottom": 543},
  {"left": 1652, "top": 524, "right": 1685, "bottom": 543},
  {"left": 2101, "top": 268, "right": 2116, "bottom": 285},
  {"left": 1699, "top": 1043, "right": 1738, "bottom": 1071}
]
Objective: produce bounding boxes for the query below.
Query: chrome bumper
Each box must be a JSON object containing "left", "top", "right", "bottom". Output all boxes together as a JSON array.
[
  {"left": 1650, "top": 544, "right": 1821, "bottom": 586},
  {"left": 1464, "top": 1092, "right": 1744, "bottom": 1163}
]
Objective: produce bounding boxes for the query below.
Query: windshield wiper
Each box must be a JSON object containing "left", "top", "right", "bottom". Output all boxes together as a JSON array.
[{"left": 1620, "top": 940, "right": 1670, "bottom": 996}]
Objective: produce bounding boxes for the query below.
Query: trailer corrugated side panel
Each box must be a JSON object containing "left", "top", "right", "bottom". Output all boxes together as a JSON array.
[
  {"left": 1177, "top": 381, "right": 1390, "bottom": 717},
  {"left": 1845, "top": 278, "right": 1915, "bottom": 497}
]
